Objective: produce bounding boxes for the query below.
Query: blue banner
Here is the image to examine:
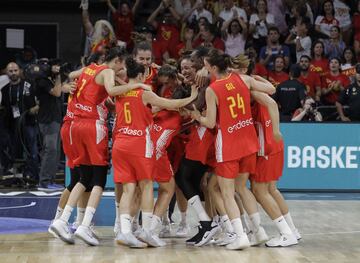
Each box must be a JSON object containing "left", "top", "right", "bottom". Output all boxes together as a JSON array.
[{"left": 66, "top": 123, "right": 360, "bottom": 190}]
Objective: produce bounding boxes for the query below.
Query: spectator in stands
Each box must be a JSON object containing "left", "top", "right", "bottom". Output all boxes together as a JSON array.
[
  {"left": 80, "top": 0, "right": 116, "bottom": 56},
  {"left": 273, "top": 64, "right": 307, "bottom": 121},
  {"left": 183, "top": 0, "right": 213, "bottom": 24},
  {"left": 336, "top": 64, "right": 360, "bottom": 122},
  {"left": 193, "top": 23, "right": 225, "bottom": 51},
  {"left": 267, "top": 55, "right": 289, "bottom": 89},
  {"left": 298, "top": 55, "right": 322, "bottom": 102},
  {"left": 341, "top": 48, "right": 357, "bottom": 83},
  {"left": 353, "top": 1, "right": 360, "bottom": 60},
  {"left": 321, "top": 57, "right": 350, "bottom": 106},
  {"left": 147, "top": 1, "right": 181, "bottom": 58},
  {"left": 15, "top": 46, "right": 37, "bottom": 70},
  {"left": 241, "top": 0, "right": 255, "bottom": 21},
  {"left": 249, "top": 0, "right": 275, "bottom": 52},
  {"left": 267, "top": 0, "right": 288, "bottom": 36},
  {"left": 174, "top": 22, "right": 197, "bottom": 59},
  {"left": 285, "top": 16, "right": 312, "bottom": 63},
  {"left": 314, "top": 0, "right": 339, "bottom": 38},
  {"left": 173, "top": 0, "right": 192, "bottom": 19},
  {"left": 105, "top": 0, "right": 141, "bottom": 51},
  {"left": 1, "top": 62, "right": 39, "bottom": 180},
  {"left": 218, "top": 0, "right": 247, "bottom": 23},
  {"left": 221, "top": 16, "right": 247, "bottom": 57},
  {"left": 291, "top": 96, "right": 323, "bottom": 121},
  {"left": 310, "top": 40, "right": 329, "bottom": 77},
  {"left": 323, "top": 25, "right": 346, "bottom": 60},
  {"left": 245, "top": 47, "right": 268, "bottom": 78},
  {"left": 285, "top": 1, "right": 307, "bottom": 36},
  {"left": 333, "top": 0, "right": 351, "bottom": 44},
  {"left": 35, "top": 59, "right": 64, "bottom": 191},
  {"left": 259, "top": 27, "right": 290, "bottom": 70}
]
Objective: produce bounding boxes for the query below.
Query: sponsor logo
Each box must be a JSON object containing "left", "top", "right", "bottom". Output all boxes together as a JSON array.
[
  {"left": 66, "top": 110, "right": 74, "bottom": 119},
  {"left": 153, "top": 124, "right": 163, "bottom": 132},
  {"left": 75, "top": 103, "right": 92, "bottom": 112},
  {"left": 288, "top": 146, "right": 360, "bottom": 169},
  {"left": 227, "top": 118, "right": 253, "bottom": 133},
  {"left": 265, "top": 119, "right": 271, "bottom": 128},
  {"left": 118, "top": 127, "right": 143, "bottom": 136}
]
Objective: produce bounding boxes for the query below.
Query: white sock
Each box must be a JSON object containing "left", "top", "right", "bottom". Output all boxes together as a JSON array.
[
  {"left": 221, "top": 215, "right": 234, "bottom": 233},
  {"left": 115, "top": 202, "right": 120, "bottom": 222},
  {"left": 249, "top": 212, "right": 261, "bottom": 233},
  {"left": 142, "top": 212, "right": 153, "bottom": 231},
  {"left": 273, "top": 216, "right": 292, "bottom": 235},
  {"left": 241, "top": 214, "right": 250, "bottom": 234},
  {"left": 188, "top": 195, "right": 211, "bottom": 221},
  {"left": 150, "top": 214, "right": 162, "bottom": 232},
  {"left": 284, "top": 212, "right": 296, "bottom": 232},
  {"left": 60, "top": 205, "right": 73, "bottom": 223},
  {"left": 76, "top": 207, "right": 85, "bottom": 224},
  {"left": 120, "top": 214, "right": 132, "bottom": 234},
  {"left": 180, "top": 212, "right": 187, "bottom": 224},
  {"left": 82, "top": 207, "right": 96, "bottom": 227},
  {"left": 54, "top": 206, "right": 63, "bottom": 220},
  {"left": 231, "top": 218, "right": 245, "bottom": 236}
]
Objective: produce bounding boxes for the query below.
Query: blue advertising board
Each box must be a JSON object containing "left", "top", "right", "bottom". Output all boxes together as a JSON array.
[{"left": 66, "top": 123, "right": 360, "bottom": 191}]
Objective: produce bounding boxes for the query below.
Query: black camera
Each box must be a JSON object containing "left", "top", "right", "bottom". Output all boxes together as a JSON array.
[{"left": 24, "top": 59, "right": 72, "bottom": 82}]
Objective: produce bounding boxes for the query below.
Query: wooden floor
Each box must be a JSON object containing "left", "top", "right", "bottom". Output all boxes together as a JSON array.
[{"left": 1, "top": 200, "right": 360, "bottom": 263}]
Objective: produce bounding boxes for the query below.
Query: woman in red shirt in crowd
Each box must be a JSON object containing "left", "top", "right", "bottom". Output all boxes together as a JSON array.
[
  {"left": 321, "top": 57, "right": 350, "bottom": 105},
  {"left": 310, "top": 40, "right": 329, "bottom": 77},
  {"left": 340, "top": 48, "right": 357, "bottom": 83},
  {"left": 267, "top": 56, "right": 289, "bottom": 89},
  {"left": 106, "top": 0, "right": 140, "bottom": 51}
]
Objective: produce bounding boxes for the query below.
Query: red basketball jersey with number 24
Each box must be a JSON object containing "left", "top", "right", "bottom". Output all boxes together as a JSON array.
[{"left": 209, "top": 73, "right": 259, "bottom": 163}]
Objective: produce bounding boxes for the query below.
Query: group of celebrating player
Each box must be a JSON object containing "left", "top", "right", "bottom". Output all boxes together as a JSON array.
[{"left": 48, "top": 40, "right": 301, "bottom": 250}]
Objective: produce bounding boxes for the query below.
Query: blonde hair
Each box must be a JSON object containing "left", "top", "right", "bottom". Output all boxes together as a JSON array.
[
  {"left": 230, "top": 54, "right": 250, "bottom": 70},
  {"left": 92, "top": 20, "right": 115, "bottom": 48}
]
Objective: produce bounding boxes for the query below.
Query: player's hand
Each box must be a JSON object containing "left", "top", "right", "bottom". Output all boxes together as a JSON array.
[
  {"left": 139, "top": 84, "right": 152, "bottom": 91},
  {"left": 63, "top": 81, "right": 77, "bottom": 94},
  {"left": 273, "top": 130, "right": 283, "bottom": 142},
  {"left": 190, "top": 104, "right": 202, "bottom": 121}
]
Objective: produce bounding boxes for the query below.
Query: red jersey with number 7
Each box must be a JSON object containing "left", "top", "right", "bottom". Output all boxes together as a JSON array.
[
  {"left": 73, "top": 63, "right": 109, "bottom": 121},
  {"left": 113, "top": 88, "right": 154, "bottom": 158},
  {"left": 209, "top": 73, "right": 259, "bottom": 162}
]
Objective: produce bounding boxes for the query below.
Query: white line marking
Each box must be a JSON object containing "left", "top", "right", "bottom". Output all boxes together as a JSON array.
[{"left": 0, "top": 201, "right": 37, "bottom": 210}]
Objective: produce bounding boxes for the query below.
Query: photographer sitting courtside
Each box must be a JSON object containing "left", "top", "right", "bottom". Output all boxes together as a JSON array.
[
  {"left": 36, "top": 59, "right": 64, "bottom": 191},
  {"left": 291, "top": 97, "right": 323, "bottom": 122}
]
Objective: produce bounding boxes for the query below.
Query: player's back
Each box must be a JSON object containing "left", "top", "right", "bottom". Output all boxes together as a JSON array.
[
  {"left": 73, "top": 63, "right": 109, "bottom": 121},
  {"left": 210, "top": 72, "right": 259, "bottom": 162},
  {"left": 114, "top": 88, "right": 154, "bottom": 158}
]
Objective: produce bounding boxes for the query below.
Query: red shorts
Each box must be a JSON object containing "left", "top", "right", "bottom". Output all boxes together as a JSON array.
[
  {"left": 154, "top": 154, "right": 174, "bottom": 183},
  {"left": 251, "top": 150, "right": 284, "bottom": 183},
  {"left": 71, "top": 119, "right": 109, "bottom": 166},
  {"left": 215, "top": 153, "right": 257, "bottom": 179},
  {"left": 112, "top": 146, "right": 154, "bottom": 184},
  {"left": 61, "top": 121, "right": 76, "bottom": 169}
]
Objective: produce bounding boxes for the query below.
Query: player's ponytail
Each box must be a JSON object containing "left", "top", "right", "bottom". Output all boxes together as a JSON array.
[{"left": 230, "top": 54, "right": 250, "bottom": 71}]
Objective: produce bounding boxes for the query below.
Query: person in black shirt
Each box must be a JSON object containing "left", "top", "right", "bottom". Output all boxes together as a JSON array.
[
  {"left": 35, "top": 59, "right": 64, "bottom": 191},
  {"left": 336, "top": 64, "right": 360, "bottom": 122},
  {"left": 273, "top": 64, "right": 307, "bottom": 121},
  {"left": 1, "top": 62, "right": 39, "bottom": 179}
]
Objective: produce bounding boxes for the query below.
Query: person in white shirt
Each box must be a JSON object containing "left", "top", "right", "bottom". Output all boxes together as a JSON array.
[
  {"left": 249, "top": 0, "right": 275, "bottom": 52},
  {"left": 285, "top": 17, "right": 312, "bottom": 63},
  {"left": 183, "top": 0, "right": 213, "bottom": 24},
  {"left": 218, "top": 0, "right": 247, "bottom": 22},
  {"left": 222, "top": 16, "right": 248, "bottom": 57},
  {"left": 333, "top": 0, "right": 351, "bottom": 44}
]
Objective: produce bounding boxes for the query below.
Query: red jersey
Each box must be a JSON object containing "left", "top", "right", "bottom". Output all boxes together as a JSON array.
[
  {"left": 145, "top": 66, "right": 158, "bottom": 93},
  {"left": 210, "top": 73, "right": 259, "bottom": 162},
  {"left": 152, "top": 39, "right": 168, "bottom": 66},
  {"left": 114, "top": 89, "right": 154, "bottom": 158},
  {"left": 251, "top": 103, "right": 283, "bottom": 156},
  {"left": 185, "top": 125, "right": 215, "bottom": 165},
  {"left": 341, "top": 65, "right": 356, "bottom": 79},
  {"left": 254, "top": 63, "right": 268, "bottom": 78},
  {"left": 73, "top": 64, "right": 109, "bottom": 121},
  {"left": 321, "top": 72, "right": 350, "bottom": 105},
  {"left": 267, "top": 71, "right": 289, "bottom": 88},
  {"left": 156, "top": 23, "right": 180, "bottom": 58},
  {"left": 112, "top": 12, "right": 133, "bottom": 48},
  {"left": 310, "top": 59, "right": 329, "bottom": 77},
  {"left": 298, "top": 71, "right": 321, "bottom": 98},
  {"left": 152, "top": 110, "right": 182, "bottom": 160},
  {"left": 63, "top": 94, "right": 76, "bottom": 122}
]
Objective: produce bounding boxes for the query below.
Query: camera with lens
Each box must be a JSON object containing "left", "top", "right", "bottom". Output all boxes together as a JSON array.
[{"left": 24, "top": 58, "right": 72, "bottom": 82}]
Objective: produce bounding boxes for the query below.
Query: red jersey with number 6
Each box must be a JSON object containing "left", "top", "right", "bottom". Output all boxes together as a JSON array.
[
  {"left": 73, "top": 63, "right": 109, "bottom": 121},
  {"left": 113, "top": 88, "right": 154, "bottom": 158},
  {"left": 210, "top": 73, "right": 259, "bottom": 162}
]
